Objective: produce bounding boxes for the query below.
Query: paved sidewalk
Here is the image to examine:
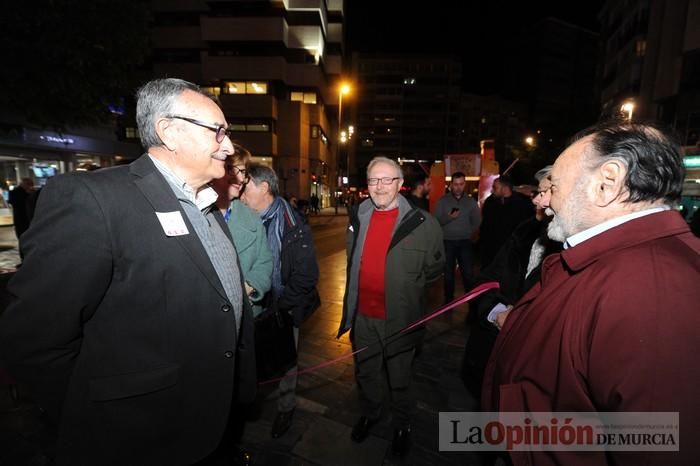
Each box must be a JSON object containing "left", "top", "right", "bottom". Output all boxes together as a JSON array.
[{"left": 0, "top": 211, "right": 487, "bottom": 465}]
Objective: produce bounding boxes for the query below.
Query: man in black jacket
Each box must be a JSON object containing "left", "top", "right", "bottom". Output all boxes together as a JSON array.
[
  {"left": 241, "top": 164, "right": 320, "bottom": 439},
  {"left": 478, "top": 175, "right": 534, "bottom": 269},
  {"left": 0, "top": 78, "right": 256, "bottom": 465}
]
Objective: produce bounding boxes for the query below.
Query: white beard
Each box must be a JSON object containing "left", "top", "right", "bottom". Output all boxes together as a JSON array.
[
  {"left": 546, "top": 188, "right": 590, "bottom": 243},
  {"left": 547, "top": 215, "right": 568, "bottom": 242}
]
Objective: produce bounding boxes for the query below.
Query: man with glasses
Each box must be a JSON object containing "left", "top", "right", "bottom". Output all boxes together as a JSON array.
[
  {"left": 0, "top": 78, "right": 256, "bottom": 465},
  {"left": 339, "top": 156, "right": 444, "bottom": 457},
  {"left": 240, "top": 164, "right": 320, "bottom": 440}
]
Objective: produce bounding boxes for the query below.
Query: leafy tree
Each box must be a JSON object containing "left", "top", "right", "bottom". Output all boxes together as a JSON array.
[{"left": 0, "top": 0, "right": 151, "bottom": 131}]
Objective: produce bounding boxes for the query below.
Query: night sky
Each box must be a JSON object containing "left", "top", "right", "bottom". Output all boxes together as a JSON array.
[{"left": 345, "top": 0, "right": 605, "bottom": 94}]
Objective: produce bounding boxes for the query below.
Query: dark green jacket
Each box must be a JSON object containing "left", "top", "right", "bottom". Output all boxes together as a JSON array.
[{"left": 338, "top": 196, "right": 445, "bottom": 355}]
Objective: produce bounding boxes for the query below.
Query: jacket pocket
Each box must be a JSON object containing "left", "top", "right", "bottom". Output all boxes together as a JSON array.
[
  {"left": 89, "top": 364, "right": 180, "bottom": 401},
  {"left": 397, "top": 243, "right": 427, "bottom": 275}
]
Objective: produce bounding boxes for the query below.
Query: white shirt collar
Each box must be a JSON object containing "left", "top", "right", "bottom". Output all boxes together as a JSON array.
[
  {"left": 565, "top": 206, "right": 670, "bottom": 249},
  {"left": 148, "top": 154, "right": 218, "bottom": 210}
]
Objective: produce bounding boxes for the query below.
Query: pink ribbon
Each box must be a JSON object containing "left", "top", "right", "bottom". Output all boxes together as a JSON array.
[{"left": 259, "top": 281, "right": 500, "bottom": 385}]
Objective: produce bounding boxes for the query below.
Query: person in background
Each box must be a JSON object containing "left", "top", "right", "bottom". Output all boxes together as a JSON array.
[
  {"left": 483, "top": 122, "right": 700, "bottom": 466},
  {"left": 435, "top": 171, "right": 481, "bottom": 304},
  {"left": 402, "top": 165, "right": 431, "bottom": 211},
  {"left": 339, "top": 156, "right": 444, "bottom": 457},
  {"left": 240, "top": 164, "right": 320, "bottom": 439},
  {"left": 0, "top": 78, "right": 255, "bottom": 465},
  {"left": 8, "top": 177, "right": 37, "bottom": 241},
  {"left": 211, "top": 147, "right": 272, "bottom": 313},
  {"left": 310, "top": 192, "right": 320, "bottom": 214},
  {"left": 461, "top": 165, "right": 561, "bottom": 401},
  {"left": 478, "top": 175, "right": 533, "bottom": 269}
]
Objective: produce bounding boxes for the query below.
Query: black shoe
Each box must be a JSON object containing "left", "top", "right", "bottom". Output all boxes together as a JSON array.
[
  {"left": 351, "top": 416, "right": 378, "bottom": 443},
  {"left": 392, "top": 427, "right": 412, "bottom": 457},
  {"left": 271, "top": 409, "right": 294, "bottom": 438}
]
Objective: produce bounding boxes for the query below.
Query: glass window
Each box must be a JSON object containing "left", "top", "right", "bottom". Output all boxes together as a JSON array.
[
  {"left": 310, "top": 126, "right": 320, "bottom": 138},
  {"left": 302, "top": 93, "right": 317, "bottom": 104},
  {"left": 246, "top": 82, "right": 267, "bottom": 94},
  {"left": 291, "top": 92, "right": 304, "bottom": 102},
  {"left": 228, "top": 123, "right": 246, "bottom": 132},
  {"left": 201, "top": 86, "right": 221, "bottom": 96},
  {"left": 247, "top": 123, "right": 270, "bottom": 132},
  {"left": 125, "top": 127, "right": 139, "bottom": 138},
  {"left": 223, "top": 82, "right": 245, "bottom": 94}
]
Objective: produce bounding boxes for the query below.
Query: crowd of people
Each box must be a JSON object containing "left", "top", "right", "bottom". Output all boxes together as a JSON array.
[{"left": 0, "top": 78, "right": 698, "bottom": 466}]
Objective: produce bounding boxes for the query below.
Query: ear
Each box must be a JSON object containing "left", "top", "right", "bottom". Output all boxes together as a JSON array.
[
  {"left": 156, "top": 117, "right": 178, "bottom": 152},
  {"left": 593, "top": 160, "right": 627, "bottom": 207}
]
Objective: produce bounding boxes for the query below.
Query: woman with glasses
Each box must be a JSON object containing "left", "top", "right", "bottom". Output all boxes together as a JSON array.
[{"left": 212, "top": 144, "right": 273, "bottom": 313}]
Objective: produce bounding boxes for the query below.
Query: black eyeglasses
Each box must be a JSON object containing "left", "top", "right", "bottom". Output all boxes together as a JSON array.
[
  {"left": 167, "top": 114, "right": 231, "bottom": 143},
  {"left": 226, "top": 165, "right": 248, "bottom": 178},
  {"left": 367, "top": 177, "right": 400, "bottom": 186}
]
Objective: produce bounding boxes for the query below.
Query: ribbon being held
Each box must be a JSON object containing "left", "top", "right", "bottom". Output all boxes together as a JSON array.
[{"left": 259, "top": 281, "right": 500, "bottom": 385}]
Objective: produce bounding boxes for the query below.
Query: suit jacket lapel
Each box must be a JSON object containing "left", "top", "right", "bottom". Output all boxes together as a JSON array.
[{"left": 130, "top": 155, "right": 229, "bottom": 300}]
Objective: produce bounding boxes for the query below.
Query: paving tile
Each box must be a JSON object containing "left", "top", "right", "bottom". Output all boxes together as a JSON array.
[{"left": 292, "top": 416, "right": 388, "bottom": 466}]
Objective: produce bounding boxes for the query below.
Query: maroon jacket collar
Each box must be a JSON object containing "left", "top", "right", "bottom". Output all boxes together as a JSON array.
[{"left": 559, "top": 210, "right": 693, "bottom": 272}]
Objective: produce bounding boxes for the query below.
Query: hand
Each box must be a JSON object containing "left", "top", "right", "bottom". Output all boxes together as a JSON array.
[
  {"left": 449, "top": 210, "right": 460, "bottom": 219},
  {"left": 244, "top": 282, "right": 254, "bottom": 297},
  {"left": 495, "top": 305, "right": 513, "bottom": 330}
]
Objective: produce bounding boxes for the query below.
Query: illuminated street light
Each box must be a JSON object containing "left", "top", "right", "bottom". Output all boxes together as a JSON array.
[
  {"left": 525, "top": 136, "right": 535, "bottom": 146},
  {"left": 336, "top": 81, "right": 352, "bottom": 213},
  {"left": 621, "top": 101, "right": 635, "bottom": 121}
]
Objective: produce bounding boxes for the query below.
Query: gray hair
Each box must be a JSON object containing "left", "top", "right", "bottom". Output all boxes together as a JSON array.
[
  {"left": 247, "top": 163, "right": 280, "bottom": 196},
  {"left": 136, "top": 78, "right": 211, "bottom": 149},
  {"left": 367, "top": 156, "right": 403, "bottom": 179},
  {"left": 534, "top": 165, "right": 553, "bottom": 182}
]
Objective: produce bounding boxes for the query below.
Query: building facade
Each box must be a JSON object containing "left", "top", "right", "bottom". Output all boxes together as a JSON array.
[
  {"left": 147, "top": 0, "right": 345, "bottom": 204},
  {"left": 350, "top": 53, "right": 463, "bottom": 181},
  {"left": 599, "top": 0, "right": 700, "bottom": 147}
]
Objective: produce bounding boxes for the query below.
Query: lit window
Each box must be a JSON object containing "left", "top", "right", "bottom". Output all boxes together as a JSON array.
[
  {"left": 228, "top": 123, "right": 246, "bottom": 132},
  {"left": 246, "top": 82, "right": 267, "bottom": 94},
  {"left": 311, "top": 126, "right": 320, "bottom": 138},
  {"left": 223, "top": 82, "right": 245, "bottom": 94},
  {"left": 201, "top": 86, "right": 221, "bottom": 96},
  {"left": 125, "top": 127, "right": 139, "bottom": 139},
  {"left": 291, "top": 91, "right": 317, "bottom": 104},
  {"left": 247, "top": 123, "right": 270, "bottom": 132},
  {"left": 636, "top": 39, "right": 646, "bottom": 57}
]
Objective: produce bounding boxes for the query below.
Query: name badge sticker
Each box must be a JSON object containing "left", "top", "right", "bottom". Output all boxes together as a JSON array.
[{"left": 156, "top": 211, "right": 190, "bottom": 237}]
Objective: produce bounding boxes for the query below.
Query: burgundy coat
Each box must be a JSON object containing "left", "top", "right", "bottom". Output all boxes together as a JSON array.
[{"left": 482, "top": 211, "right": 700, "bottom": 466}]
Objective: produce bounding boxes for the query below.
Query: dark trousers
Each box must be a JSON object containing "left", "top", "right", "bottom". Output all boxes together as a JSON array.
[
  {"left": 352, "top": 313, "right": 416, "bottom": 429},
  {"left": 443, "top": 239, "right": 474, "bottom": 301}
]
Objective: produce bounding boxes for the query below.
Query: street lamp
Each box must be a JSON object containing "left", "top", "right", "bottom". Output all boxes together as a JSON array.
[
  {"left": 621, "top": 101, "right": 635, "bottom": 121},
  {"left": 335, "top": 82, "right": 351, "bottom": 213},
  {"left": 525, "top": 136, "right": 535, "bottom": 146}
]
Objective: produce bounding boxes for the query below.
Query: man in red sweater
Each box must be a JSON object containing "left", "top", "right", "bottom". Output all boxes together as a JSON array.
[{"left": 338, "top": 157, "right": 444, "bottom": 457}]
